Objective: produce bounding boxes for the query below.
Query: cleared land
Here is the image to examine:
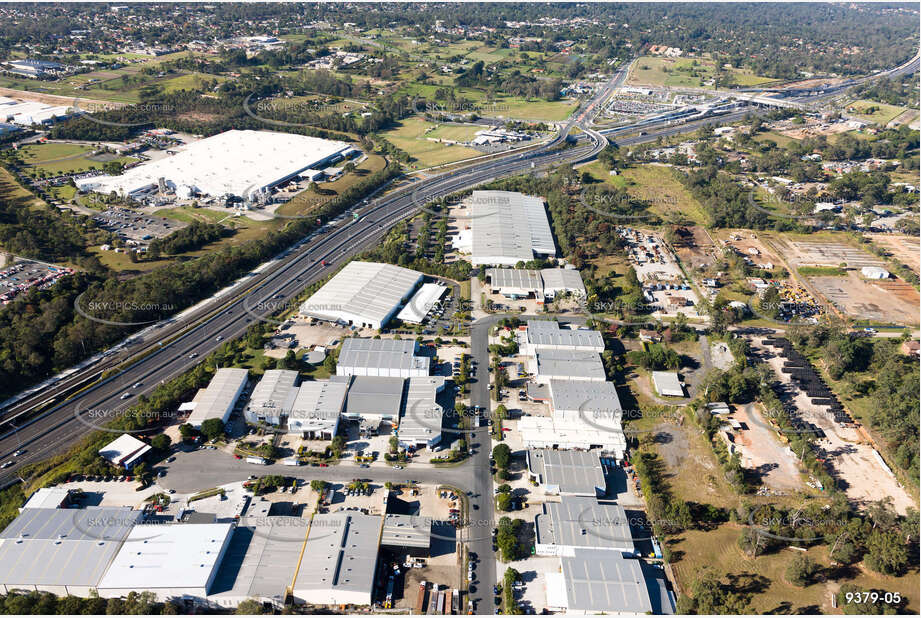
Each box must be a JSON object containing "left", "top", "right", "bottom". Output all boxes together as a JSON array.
[
  {"left": 628, "top": 55, "right": 773, "bottom": 89},
  {"left": 276, "top": 152, "right": 387, "bottom": 217},
  {"left": 846, "top": 99, "right": 912, "bottom": 126},
  {"left": 18, "top": 142, "right": 138, "bottom": 177},
  {"left": 809, "top": 272, "right": 920, "bottom": 325},
  {"left": 382, "top": 116, "right": 482, "bottom": 168},
  {"left": 867, "top": 233, "right": 920, "bottom": 274}
]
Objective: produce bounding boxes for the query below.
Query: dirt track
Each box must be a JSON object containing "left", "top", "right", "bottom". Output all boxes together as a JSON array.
[{"left": 0, "top": 86, "right": 121, "bottom": 108}]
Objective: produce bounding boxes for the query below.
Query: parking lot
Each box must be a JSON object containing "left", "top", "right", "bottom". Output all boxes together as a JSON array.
[
  {"left": 0, "top": 256, "right": 73, "bottom": 304},
  {"left": 94, "top": 207, "right": 187, "bottom": 246}
]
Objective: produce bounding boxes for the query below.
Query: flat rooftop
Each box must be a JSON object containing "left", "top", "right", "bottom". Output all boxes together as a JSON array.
[
  {"left": 528, "top": 449, "right": 605, "bottom": 495},
  {"left": 549, "top": 379, "right": 622, "bottom": 417},
  {"left": 248, "top": 369, "right": 299, "bottom": 416},
  {"left": 469, "top": 191, "right": 556, "bottom": 265},
  {"left": 537, "top": 497, "right": 635, "bottom": 554},
  {"left": 337, "top": 337, "right": 429, "bottom": 373},
  {"left": 288, "top": 381, "right": 348, "bottom": 431},
  {"left": 399, "top": 376, "right": 445, "bottom": 444},
  {"left": 534, "top": 349, "right": 606, "bottom": 381},
  {"left": 188, "top": 367, "right": 249, "bottom": 428},
  {"left": 344, "top": 376, "right": 405, "bottom": 419},
  {"left": 77, "top": 129, "right": 351, "bottom": 198},
  {"left": 300, "top": 261, "right": 423, "bottom": 328},
  {"left": 98, "top": 523, "right": 234, "bottom": 591},
  {"left": 209, "top": 517, "right": 307, "bottom": 603},
  {"left": 486, "top": 268, "right": 544, "bottom": 292},
  {"left": 526, "top": 320, "right": 605, "bottom": 350},
  {"left": 0, "top": 506, "right": 142, "bottom": 588},
  {"left": 381, "top": 514, "right": 431, "bottom": 550},
  {"left": 293, "top": 512, "right": 381, "bottom": 595},
  {"left": 559, "top": 548, "right": 655, "bottom": 614}
]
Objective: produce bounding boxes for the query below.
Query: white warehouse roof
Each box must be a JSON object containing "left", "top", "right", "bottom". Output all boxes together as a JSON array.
[
  {"left": 300, "top": 261, "right": 423, "bottom": 330},
  {"left": 77, "top": 129, "right": 352, "bottom": 199},
  {"left": 98, "top": 434, "right": 151, "bottom": 469},
  {"left": 245, "top": 369, "right": 299, "bottom": 424},
  {"left": 396, "top": 283, "right": 448, "bottom": 324},
  {"left": 468, "top": 191, "right": 556, "bottom": 266},
  {"left": 652, "top": 371, "right": 684, "bottom": 397},
  {"left": 525, "top": 320, "right": 605, "bottom": 352},
  {"left": 98, "top": 523, "right": 234, "bottom": 598},
  {"left": 187, "top": 368, "right": 249, "bottom": 428},
  {"left": 399, "top": 376, "right": 445, "bottom": 449}
]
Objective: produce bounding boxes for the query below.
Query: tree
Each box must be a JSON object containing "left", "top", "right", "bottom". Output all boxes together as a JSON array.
[
  {"left": 310, "top": 480, "right": 329, "bottom": 493},
  {"left": 785, "top": 554, "right": 819, "bottom": 587},
  {"left": 330, "top": 435, "right": 345, "bottom": 455},
  {"left": 389, "top": 435, "right": 400, "bottom": 454},
  {"left": 200, "top": 418, "right": 225, "bottom": 442},
  {"left": 236, "top": 599, "right": 264, "bottom": 615},
  {"left": 492, "top": 443, "right": 511, "bottom": 470},
  {"left": 495, "top": 404, "right": 508, "bottom": 420},
  {"left": 178, "top": 423, "right": 196, "bottom": 440},
  {"left": 496, "top": 492, "right": 513, "bottom": 512},
  {"left": 864, "top": 529, "right": 909, "bottom": 575},
  {"left": 150, "top": 434, "right": 171, "bottom": 451}
]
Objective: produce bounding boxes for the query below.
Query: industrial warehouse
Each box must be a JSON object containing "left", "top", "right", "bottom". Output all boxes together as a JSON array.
[
  {"left": 453, "top": 191, "right": 557, "bottom": 266},
  {"left": 75, "top": 129, "right": 357, "bottom": 202},
  {"left": 299, "top": 261, "right": 424, "bottom": 330}
]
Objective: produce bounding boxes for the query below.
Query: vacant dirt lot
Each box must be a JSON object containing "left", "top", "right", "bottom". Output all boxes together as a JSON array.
[
  {"left": 780, "top": 238, "right": 885, "bottom": 269},
  {"left": 810, "top": 272, "right": 919, "bottom": 325},
  {"left": 749, "top": 337, "right": 915, "bottom": 514},
  {"left": 868, "top": 233, "right": 920, "bottom": 274},
  {"left": 715, "top": 230, "right": 782, "bottom": 269},
  {"left": 673, "top": 226, "right": 717, "bottom": 270},
  {"left": 730, "top": 403, "right": 804, "bottom": 492}
]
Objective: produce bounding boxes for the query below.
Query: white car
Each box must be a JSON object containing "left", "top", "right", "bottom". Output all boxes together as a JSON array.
[
  {"left": 133, "top": 382, "right": 143, "bottom": 388},
  {"left": 188, "top": 352, "right": 198, "bottom": 359},
  {"left": 120, "top": 393, "right": 131, "bottom": 400},
  {"left": 12, "top": 450, "right": 23, "bottom": 457},
  {"left": 0, "top": 461, "right": 12, "bottom": 469}
]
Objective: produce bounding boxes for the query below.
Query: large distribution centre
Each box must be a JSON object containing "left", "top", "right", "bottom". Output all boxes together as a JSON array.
[{"left": 75, "top": 129, "right": 354, "bottom": 200}]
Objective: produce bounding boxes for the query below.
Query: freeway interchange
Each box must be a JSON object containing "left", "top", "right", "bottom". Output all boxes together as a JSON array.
[{"left": 0, "top": 55, "right": 916, "bottom": 614}]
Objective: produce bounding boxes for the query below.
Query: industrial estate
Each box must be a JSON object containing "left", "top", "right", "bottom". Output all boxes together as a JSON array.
[{"left": 0, "top": 3, "right": 917, "bottom": 617}]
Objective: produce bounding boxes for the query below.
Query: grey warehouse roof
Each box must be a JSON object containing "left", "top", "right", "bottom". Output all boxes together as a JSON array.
[
  {"left": 399, "top": 376, "right": 445, "bottom": 444},
  {"left": 0, "top": 506, "right": 142, "bottom": 587},
  {"left": 209, "top": 517, "right": 307, "bottom": 603},
  {"left": 528, "top": 449, "right": 605, "bottom": 495},
  {"left": 381, "top": 514, "right": 431, "bottom": 550},
  {"left": 344, "top": 376, "right": 405, "bottom": 418},
  {"left": 469, "top": 191, "right": 556, "bottom": 265},
  {"left": 299, "top": 261, "right": 422, "bottom": 327},
  {"left": 189, "top": 367, "right": 249, "bottom": 427},
  {"left": 486, "top": 268, "right": 544, "bottom": 292},
  {"left": 293, "top": 512, "right": 381, "bottom": 594},
  {"left": 288, "top": 381, "right": 348, "bottom": 428},
  {"left": 537, "top": 497, "right": 635, "bottom": 554},
  {"left": 248, "top": 370, "right": 299, "bottom": 415},
  {"left": 535, "top": 349, "right": 606, "bottom": 381},
  {"left": 560, "top": 548, "right": 654, "bottom": 614},
  {"left": 549, "top": 379, "right": 622, "bottom": 417},
  {"left": 338, "top": 338, "right": 430, "bottom": 373},
  {"left": 526, "top": 320, "right": 605, "bottom": 350},
  {"left": 540, "top": 268, "right": 586, "bottom": 295}
]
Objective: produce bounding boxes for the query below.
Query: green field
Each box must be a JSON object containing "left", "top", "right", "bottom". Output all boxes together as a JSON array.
[
  {"left": 381, "top": 116, "right": 482, "bottom": 168},
  {"left": 277, "top": 152, "right": 387, "bottom": 217},
  {"left": 17, "top": 143, "right": 138, "bottom": 177},
  {"left": 629, "top": 55, "right": 773, "bottom": 89},
  {"left": 426, "top": 123, "right": 483, "bottom": 142},
  {"left": 581, "top": 161, "right": 711, "bottom": 225},
  {"left": 846, "top": 99, "right": 912, "bottom": 126}
]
